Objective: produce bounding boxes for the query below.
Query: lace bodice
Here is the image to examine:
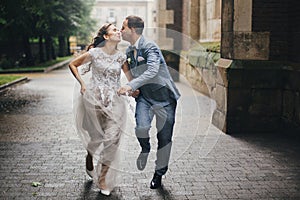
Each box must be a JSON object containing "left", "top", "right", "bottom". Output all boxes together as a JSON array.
[
  {"left": 84, "top": 48, "right": 126, "bottom": 108},
  {"left": 89, "top": 48, "right": 126, "bottom": 88}
]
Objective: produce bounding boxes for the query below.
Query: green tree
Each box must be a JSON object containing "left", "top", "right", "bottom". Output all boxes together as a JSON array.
[
  {"left": 0, "top": 0, "right": 36, "bottom": 66},
  {"left": 0, "top": 0, "right": 95, "bottom": 67}
]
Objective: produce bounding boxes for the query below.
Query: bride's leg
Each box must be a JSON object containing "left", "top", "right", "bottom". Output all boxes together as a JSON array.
[
  {"left": 99, "top": 163, "right": 109, "bottom": 190},
  {"left": 85, "top": 106, "right": 105, "bottom": 174},
  {"left": 97, "top": 135, "right": 120, "bottom": 193}
]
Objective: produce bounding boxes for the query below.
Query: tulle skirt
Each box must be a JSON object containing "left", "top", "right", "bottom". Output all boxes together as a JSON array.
[{"left": 72, "top": 81, "right": 128, "bottom": 191}]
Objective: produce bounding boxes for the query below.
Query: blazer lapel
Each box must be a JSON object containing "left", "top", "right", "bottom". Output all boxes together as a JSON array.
[
  {"left": 127, "top": 47, "right": 136, "bottom": 69},
  {"left": 136, "top": 36, "right": 146, "bottom": 65},
  {"left": 127, "top": 36, "right": 146, "bottom": 69}
]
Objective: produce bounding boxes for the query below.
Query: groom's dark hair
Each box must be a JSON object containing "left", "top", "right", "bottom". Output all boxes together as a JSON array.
[{"left": 126, "top": 15, "right": 144, "bottom": 35}]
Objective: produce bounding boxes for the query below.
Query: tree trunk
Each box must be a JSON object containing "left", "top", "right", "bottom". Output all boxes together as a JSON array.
[
  {"left": 45, "top": 36, "right": 52, "bottom": 61},
  {"left": 22, "top": 35, "right": 34, "bottom": 66},
  {"left": 67, "top": 36, "right": 71, "bottom": 56},
  {"left": 39, "top": 35, "right": 45, "bottom": 63},
  {"left": 58, "top": 35, "right": 66, "bottom": 57},
  {"left": 51, "top": 41, "right": 56, "bottom": 60}
]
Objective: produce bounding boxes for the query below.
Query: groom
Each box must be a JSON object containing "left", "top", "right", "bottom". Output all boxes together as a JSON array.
[{"left": 118, "top": 15, "right": 180, "bottom": 189}]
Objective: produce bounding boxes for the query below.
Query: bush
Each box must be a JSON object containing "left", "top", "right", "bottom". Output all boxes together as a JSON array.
[{"left": 0, "top": 57, "right": 14, "bottom": 69}]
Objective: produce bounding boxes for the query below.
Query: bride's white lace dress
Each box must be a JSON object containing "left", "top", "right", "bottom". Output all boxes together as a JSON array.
[{"left": 72, "top": 47, "right": 128, "bottom": 191}]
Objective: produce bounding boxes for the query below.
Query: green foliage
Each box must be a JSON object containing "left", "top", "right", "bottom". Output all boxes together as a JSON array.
[
  {"left": 0, "top": 0, "right": 95, "bottom": 38},
  {"left": 74, "top": 0, "right": 97, "bottom": 44},
  {"left": 31, "top": 182, "right": 42, "bottom": 187},
  {"left": 0, "top": 56, "right": 14, "bottom": 69},
  {"left": 200, "top": 42, "right": 220, "bottom": 52},
  {"left": 0, "top": 0, "right": 95, "bottom": 65}
]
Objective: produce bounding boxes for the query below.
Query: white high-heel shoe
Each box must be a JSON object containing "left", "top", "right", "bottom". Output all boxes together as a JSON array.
[{"left": 100, "top": 189, "right": 110, "bottom": 196}]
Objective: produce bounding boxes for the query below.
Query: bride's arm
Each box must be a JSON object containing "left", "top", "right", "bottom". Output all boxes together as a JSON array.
[
  {"left": 69, "top": 52, "right": 92, "bottom": 95},
  {"left": 121, "top": 62, "right": 133, "bottom": 81}
]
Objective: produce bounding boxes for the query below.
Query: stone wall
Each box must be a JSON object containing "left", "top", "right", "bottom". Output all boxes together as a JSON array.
[
  {"left": 252, "top": 0, "right": 300, "bottom": 62},
  {"left": 180, "top": 50, "right": 219, "bottom": 97},
  {"left": 181, "top": 56, "right": 300, "bottom": 134},
  {"left": 216, "top": 0, "right": 300, "bottom": 135},
  {"left": 180, "top": 53, "right": 227, "bottom": 132},
  {"left": 225, "top": 61, "right": 300, "bottom": 134},
  {"left": 223, "top": 61, "right": 282, "bottom": 133},
  {"left": 282, "top": 67, "right": 300, "bottom": 133},
  {"left": 178, "top": 0, "right": 300, "bottom": 135}
]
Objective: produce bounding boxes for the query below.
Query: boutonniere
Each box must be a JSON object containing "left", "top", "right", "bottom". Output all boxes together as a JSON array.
[{"left": 127, "top": 57, "right": 132, "bottom": 64}]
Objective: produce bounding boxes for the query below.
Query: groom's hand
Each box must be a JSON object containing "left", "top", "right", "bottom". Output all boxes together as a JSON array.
[
  {"left": 117, "top": 85, "right": 133, "bottom": 96},
  {"left": 131, "top": 89, "right": 140, "bottom": 98}
]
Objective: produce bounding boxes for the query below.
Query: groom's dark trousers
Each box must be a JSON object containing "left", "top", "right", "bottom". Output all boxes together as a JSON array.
[{"left": 135, "top": 94, "right": 177, "bottom": 176}]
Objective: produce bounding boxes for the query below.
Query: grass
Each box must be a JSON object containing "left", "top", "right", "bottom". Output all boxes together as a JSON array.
[
  {"left": 0, "top": 56, "right": 72, "bottom": 72},
  {"left": 0, "top": 75, "right": 24, "bottom": 86},
  {"left": 0, "top": 56, "right": 72, "bottom": 86}
]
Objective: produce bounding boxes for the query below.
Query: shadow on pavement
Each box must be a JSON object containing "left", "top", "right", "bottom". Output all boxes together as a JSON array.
[
  {"left": 157, "top": 185, "right": 175, "bottom": 200},
  {"left": 230, "top": 132, "right": 300, "bottom": 178},
  {"left": 230, "top": 132, "right": 300, "bottom": 157},
  {"left": 80, "top": 180, "right": 93, "bottom": 199},
  {"left": 81, "top": 180, "right": 122, "bottom": 200}
]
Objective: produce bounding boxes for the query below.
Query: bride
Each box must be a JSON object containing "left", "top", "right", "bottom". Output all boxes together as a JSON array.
[{"left": 69, "top": 23, "right": 132, "bottom": 196}]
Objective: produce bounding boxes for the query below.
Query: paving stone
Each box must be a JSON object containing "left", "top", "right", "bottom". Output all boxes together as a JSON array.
[{"left": 0, "top": 68, "right": 299, "bottom": 199}]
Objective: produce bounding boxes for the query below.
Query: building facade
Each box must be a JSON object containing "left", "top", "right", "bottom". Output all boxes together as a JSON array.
[
  {"left": 159, "top": 0, "right": 300, "bottom": 135},
  {"left": 90, "top": 0, "right": 157, "bottom": 48},
  {"left": 182, "top": 0, "right": 221, "bottom": 43}
]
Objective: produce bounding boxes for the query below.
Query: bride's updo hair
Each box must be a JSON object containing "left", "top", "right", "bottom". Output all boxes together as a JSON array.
[{"left": 87, "top": 23, "right": 113, "bottom": 51}]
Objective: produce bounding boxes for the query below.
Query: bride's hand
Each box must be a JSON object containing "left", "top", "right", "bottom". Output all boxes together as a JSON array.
[
  {"left": 80, "top": 84, "right": 86, "bottom": 95},
  {"left": 117, "top": 85, "right": 132, "bottom": 96}
]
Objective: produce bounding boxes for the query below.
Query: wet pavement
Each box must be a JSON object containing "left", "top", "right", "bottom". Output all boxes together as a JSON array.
[{"left": 0, "top": 67, "right": 300, "bottom": 199}]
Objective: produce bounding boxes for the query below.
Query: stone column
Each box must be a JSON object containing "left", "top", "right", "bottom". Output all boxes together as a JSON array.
[
  {"left": 221, "top": 0, "right": 269, "bottom": 60},
  {"left": 213, "top": 0, "right": 278, "bottom": 134},
  {"left": 182, "top": 0, "right": 200, "bottom": 50},
  {"left": 190, "top": 0, "right": 200, "bottom": 40},
  {"left": 157, "top": 0, "right": 174, "bottom": 50},
  {"left": 199, "top": 0, "right": 207, "bottom": 41},
  {"left": 182, "top": 0, "right": 191, "bottom": 51}
]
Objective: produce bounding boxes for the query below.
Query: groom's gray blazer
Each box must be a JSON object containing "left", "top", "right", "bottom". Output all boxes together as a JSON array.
[{"left": 126, "top": 36, "right": 180, "bottom": 105}]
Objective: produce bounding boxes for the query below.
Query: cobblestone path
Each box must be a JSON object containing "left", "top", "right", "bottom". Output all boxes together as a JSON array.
[{"left": 0, "top": 68, "right": 299, "bottom": 199}]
